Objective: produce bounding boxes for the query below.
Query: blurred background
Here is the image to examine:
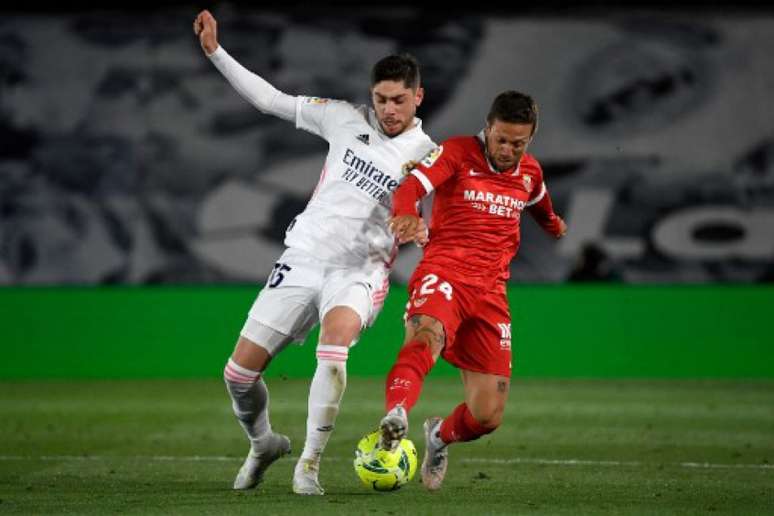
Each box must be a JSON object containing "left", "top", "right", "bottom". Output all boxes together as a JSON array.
[{"left": 1, "top": 2, "right": 773, "bottom": 379}]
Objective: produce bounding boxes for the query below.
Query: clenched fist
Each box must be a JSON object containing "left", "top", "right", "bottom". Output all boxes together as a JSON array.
[
  {"left": 389, "top": 215, "right": 429, "bottom": 247},
  {"left": 193, "top": 10, "right": 219, "bottom": 55}
]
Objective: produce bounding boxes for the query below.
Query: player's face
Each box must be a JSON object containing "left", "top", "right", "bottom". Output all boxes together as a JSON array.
[
  {"left": 485, "top": 119, "right": 534, "bottom": 171},
  {"left": 371, "top": 80, "right": 424, "bottom": 137}
]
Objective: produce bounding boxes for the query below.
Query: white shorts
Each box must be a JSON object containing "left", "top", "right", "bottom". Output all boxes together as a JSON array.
[{"left": 240, "top": 248, "right": 389, "bottom": 352}]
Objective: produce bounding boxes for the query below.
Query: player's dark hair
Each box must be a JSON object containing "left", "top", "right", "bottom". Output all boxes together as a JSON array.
[
  {"left": 371, "top": 53, "right": 421, "bottom": 90},
  {"left": 487, "top": 91, "right": 539, "bottom": 135}
]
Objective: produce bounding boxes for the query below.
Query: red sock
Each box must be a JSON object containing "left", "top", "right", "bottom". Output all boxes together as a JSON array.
[
  {"left": 384, "top": 340, "right": 435, "bottom": 413},
  {"left": 439, "top": 403, "right": 495, "bottom": 444}
]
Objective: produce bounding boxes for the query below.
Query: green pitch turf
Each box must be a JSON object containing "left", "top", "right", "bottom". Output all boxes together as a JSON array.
[{"left": 1, "top": 378, "right": 772, "bottom": 515}]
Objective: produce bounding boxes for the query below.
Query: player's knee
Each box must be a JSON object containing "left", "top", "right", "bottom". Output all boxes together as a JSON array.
[
  {"left": 402, "top": 337, "right": 440, "bottom": 364},
  {"left": 231, "top": 336, "right": 271, "bottom": 372},
  {"left": 409, "top": 330, "right": 433, "bottom": 348},
  {"left": 320, "top": 308, "right": 362, "bottom": 346},
  {"left": 405, "top": 315, "right": 445, "bottom": 356},
  {"left": 319, "top": 326, "right": 359, "bottom": 347},
  {"left": 470, "top": 404, "right": 505, "bottom": 430}
]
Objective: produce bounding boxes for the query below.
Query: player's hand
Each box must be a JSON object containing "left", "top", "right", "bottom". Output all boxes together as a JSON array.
[
  {"left": 555, "top": 216, "right": 567, "bottom": 238},
  {"left": 389, "top": 215, "right": 428, "bottom": 246},
  {"left": 193, "top": 10, "right": 219, "bottom": 55}
]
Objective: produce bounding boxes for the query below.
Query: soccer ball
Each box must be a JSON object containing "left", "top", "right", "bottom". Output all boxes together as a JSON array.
[{"left": 353, "top": 430, "right": 417, "bottom": 491}]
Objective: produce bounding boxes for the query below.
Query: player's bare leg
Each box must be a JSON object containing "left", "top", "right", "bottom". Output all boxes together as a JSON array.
[
  {"left": 460, "top": 370, "right": 509, "bottom": 430},
  {"left": 422, "top": 370, "right": 508, "bottom": 490},
  {"left": 226, "top": 336, "right": 291, "bottom": 490},
  {"left": 293, "top": 306, "right": 361, "bottom": 495},
  {"left": 380, "top": 315, "right": 444, "bottom": 451}
]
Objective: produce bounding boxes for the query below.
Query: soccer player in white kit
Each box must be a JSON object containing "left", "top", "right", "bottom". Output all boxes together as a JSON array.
[{"left": 194, "top": 10, "right": 436, "bottom": 495}]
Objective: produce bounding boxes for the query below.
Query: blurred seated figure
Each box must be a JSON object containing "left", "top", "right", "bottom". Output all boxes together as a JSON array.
[{"left": 568, "top": 242, "right": 621, "bottom": 282}]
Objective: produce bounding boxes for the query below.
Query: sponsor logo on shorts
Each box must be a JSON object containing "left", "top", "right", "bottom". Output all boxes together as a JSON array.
[
  {"left": 414, "top": 297, "right": 428, "bottom": 308},
  {"left": 498, "top": 322, "right": 512, "bottom": 350}
]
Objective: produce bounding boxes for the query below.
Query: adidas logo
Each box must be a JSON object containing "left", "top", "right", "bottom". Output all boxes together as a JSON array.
[{"left": 356, "top": 134, "right": 370, "bottom": 145}]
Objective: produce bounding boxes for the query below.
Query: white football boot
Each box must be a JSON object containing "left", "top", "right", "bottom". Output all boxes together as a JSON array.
[
  {"left": 292, "top": 457, "right": 324, "bottom": 495},
  {"left": 420, "top": 417, "right": 448, "bottom": 491},
  {"left": 233, "top": 432, "right": 291, "bottom": 490},
  {"left": 378, "top": 405, "right": 408, "bottom": 452}
]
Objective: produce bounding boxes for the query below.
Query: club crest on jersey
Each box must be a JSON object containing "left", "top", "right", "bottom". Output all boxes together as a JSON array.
[
  {"left": 523, "top": 175, "right": 532, "bottom": 192},
  {"left": 356, "top": 133, "right": 370, "bottom": 145},
  {"left": 420, "top": 145, "right": 443, "bottom": 168},
  {"left": 305, "top": 96, "right": 330, "bottom": 105}
]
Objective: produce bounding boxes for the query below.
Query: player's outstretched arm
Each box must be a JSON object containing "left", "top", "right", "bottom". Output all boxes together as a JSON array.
[{"left": 193, "top": 10, "right": 296, "bottom": 122}]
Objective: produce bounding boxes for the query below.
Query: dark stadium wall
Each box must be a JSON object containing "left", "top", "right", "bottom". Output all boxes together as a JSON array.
[
  {"left": 2, "top": 10, "right": 774, "bottom": 286},
  {"left": 1, "top": 285, "right": 772, "bottom": 379}
]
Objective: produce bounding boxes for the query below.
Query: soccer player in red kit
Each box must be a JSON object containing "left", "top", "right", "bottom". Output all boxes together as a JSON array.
[{"left": 377, "top": 91, "right": 567, "bottom": 490}]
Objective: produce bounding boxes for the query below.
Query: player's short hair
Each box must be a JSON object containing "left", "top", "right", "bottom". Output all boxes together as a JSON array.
[
  {"left": 371, "top": 53, "right": 421, "bottom": 90},
  {"left": 487, "top": 91, "right": 539, "bottom": 135}
]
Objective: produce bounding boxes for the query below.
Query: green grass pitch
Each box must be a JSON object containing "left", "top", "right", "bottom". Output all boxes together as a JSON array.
[{"left": 1, "top": 378, "right": 772, "bottom": 515}]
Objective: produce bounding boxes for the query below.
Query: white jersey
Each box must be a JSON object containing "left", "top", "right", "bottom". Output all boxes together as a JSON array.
[
  {"left": 287, "top": 97, "right": 435, "bottom": 268},
  {"left": 206, "top": 46, "right": 435, "bottom": 270}
]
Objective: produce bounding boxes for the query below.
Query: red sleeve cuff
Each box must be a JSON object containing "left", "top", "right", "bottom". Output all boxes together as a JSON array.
[{"left": 392, "top": 174, "right": 425, "bottom": 217}]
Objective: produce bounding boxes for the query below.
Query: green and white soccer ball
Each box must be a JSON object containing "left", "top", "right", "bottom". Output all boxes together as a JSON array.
[{"left": 353, "top": 430, "right": 417, "bottom": 491}]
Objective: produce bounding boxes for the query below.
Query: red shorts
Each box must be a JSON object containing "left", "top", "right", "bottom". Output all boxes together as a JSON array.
[{"left": 404, "top": 267, "right": 512, "bottom": 377}]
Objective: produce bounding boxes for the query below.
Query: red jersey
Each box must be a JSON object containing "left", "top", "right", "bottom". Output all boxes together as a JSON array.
[{"left": 393, "top": 134, "right": 563, "bottom": 288}]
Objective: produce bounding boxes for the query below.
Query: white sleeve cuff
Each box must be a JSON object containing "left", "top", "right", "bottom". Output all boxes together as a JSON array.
[
  {"left": 411, "top": 169, "right": 434, "bottom": 194},
  {"left": 205, "top": 44, "right": 222, "bottom": 59}
]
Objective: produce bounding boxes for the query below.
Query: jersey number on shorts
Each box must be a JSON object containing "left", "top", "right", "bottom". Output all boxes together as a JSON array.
[
  {"left": 419, "top": 273, "right": 453, "bottom": 301},
  {"left": 268, "top": 262, "right": 292, "bottom": 288}
]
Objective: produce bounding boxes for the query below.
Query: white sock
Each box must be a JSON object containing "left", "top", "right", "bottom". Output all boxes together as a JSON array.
[
  {"left": 224, "top": 358, "right": 271, "bottom": 450},
  {"left": 429, "top": 419, "right": 447, "bottom": 448},
  {"left": 300, "top": 344, "right": 349, "bottom": 462}
]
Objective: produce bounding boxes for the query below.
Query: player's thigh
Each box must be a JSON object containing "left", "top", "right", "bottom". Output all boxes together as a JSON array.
[
  {"left": 243, "top": 252, "right": 324, "bottom": 352},
  {"left": 319, "top": 266, "right": 388, "bottom": 346},
  {"left": 246, "top": 284, "right": 319, "bottom": 345},
  {"left": 319, "top": 306, "right": 362, "bottom": 347},
  {"left": 403, "top": 269, "right": 466, "bottom": 353},
  {"left": 448, "top": 290, "right": 512, "bottom": 378},
  {"left": 231, "top": 328, "right": 289, "bottom": 371}
]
